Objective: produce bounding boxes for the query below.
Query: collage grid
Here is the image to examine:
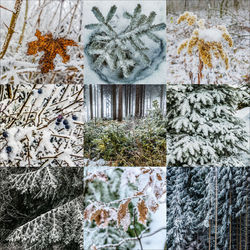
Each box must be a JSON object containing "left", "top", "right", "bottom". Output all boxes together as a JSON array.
[{"left": 0, "top": 0, "right": 249, "bottom": 250}]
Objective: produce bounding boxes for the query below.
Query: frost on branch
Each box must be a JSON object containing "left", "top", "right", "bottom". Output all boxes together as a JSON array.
[
  {"left": 0, "top": 84, "right": 84, "bottom": 167},
  {"left": 2, "top": 167, "right": 84, "bottom": 249},
  {"left": 85, "top": 4, "right": 166, "bottom": 83},
  {"left": 84, "top": 167, "right": 166, "bottom": 249},
  {"left": 167, "top": 84, "right": 248, "bottom": 167}
]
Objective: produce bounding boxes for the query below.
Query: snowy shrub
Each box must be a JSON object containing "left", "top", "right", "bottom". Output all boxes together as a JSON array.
[
  {"left": 84, "top": 4, "right": 166, "bottom": 83},
  {"left": 177, "top": 11, "right": 233, "bottom": 84},
  {"left": 0, "top": 84, "right": 84, "bottom": 167},
  {"left": 167, "top": 84, "right": 249, "bottom": 167},
  {"left": 84, "top": 167, "right": 166, "bottom": 250}
]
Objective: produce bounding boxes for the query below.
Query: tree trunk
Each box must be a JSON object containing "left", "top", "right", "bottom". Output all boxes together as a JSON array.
[
  {"left": 125, "top": 85, "right": 128, "bottom": 117},
  {"left": 100, "top": 85, "right": 104, "bottom": 119},
  {"left": 118, "top": 85, "right": 123, "bottom": 122},
  {"left": 89, "top": 85, "right": 93, "bottom": 120},
  {"left": 229, "top": 190, "right": 232, "bottom": 250},
  {"left": 112, "top": 85, "right": 117, "bottom": 120},
  {"left": 245, "top": 196, "right": 248, "bottom": 250},
  {"left": 214, "top": 167, "right": 218, "bottom": 250},
  {"left": 240, "top": 214, "right": 242, "bottom": 250},
  {"left": 135, "top": 85, "right": 141, "bottom": 118},
  {"left": 209, "top": 219, "right": 211, "bottom": 250},
  {"left": 139, "top": 85, "right": 143, "bottom": 118},
  {"left": 160, "top": 85, "right": 164, "bottom": 110}
]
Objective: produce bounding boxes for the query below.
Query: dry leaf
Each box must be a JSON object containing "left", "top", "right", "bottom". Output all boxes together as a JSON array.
[
  {"left": 84, "top": 204, "right": 95, "bottom": 220},
  {"left": 137, "top": 199, "right": 148, "bottom": 225},
  {"left": 147, "top": 198, "right": 159, "bottom": 213},
  {"left": 27, "top": 29, "right": 77, "bottom": 73},
  {"left": 117, "top": 199, "right": 131, "bottom": 231},
  {"left": 90, "top": 208, "right": 110, "bottom": 228},
  {"left": 91, "top": 245, "right": 97, "bottom": 250}
]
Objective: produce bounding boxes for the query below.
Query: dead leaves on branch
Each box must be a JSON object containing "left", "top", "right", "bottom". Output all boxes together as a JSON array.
[{"left": 27, "top": 29, "right": 77, "bottom": 73}]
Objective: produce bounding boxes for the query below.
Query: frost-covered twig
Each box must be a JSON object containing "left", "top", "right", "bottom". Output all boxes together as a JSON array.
[{"left": 0, "top": 0, "right": 23, "bottom": 59}]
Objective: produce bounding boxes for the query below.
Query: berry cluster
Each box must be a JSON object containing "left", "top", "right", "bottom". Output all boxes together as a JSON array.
[{"left": 55, "top": 115, "right": 78, "bottom": 130}]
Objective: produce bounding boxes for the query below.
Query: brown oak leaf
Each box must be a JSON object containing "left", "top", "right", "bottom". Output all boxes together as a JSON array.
[
  {"left": 117, "top": 199, "right": 131, "bottom": 231},
  {"left": 27, "top": 29, "right": 77, "bottom": 73},
  {"left": 90, "top": 208, "right": 110, "bottom": 228},
  {"left": 137, "top": 199, "right": 148, "bottom": 225}
]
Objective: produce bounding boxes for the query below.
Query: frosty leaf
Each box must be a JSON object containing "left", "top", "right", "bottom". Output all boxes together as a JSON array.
[
  {"left": 85, "top": 24, "right": 101, "bottom": 30},
  {"left": 27, "top": 29, "right": 77, "bottom": 73},
  {"left": 123, "top": 11, "right": 132, "bottom": 19},
  {"left": 84, "top": 204, "right": 95, "bottom": 220},
  {"left": 146, "top": 31, "right": 161, "bottom": 43},
  {"left": 92, "top": 7, "right": 105, "bottom": 23},
  {"left": 91, "top": 245, "right": 97, "bottom": 250},
  {"left": 133, "top": 4, "right": 141, "bottom": 16},
  {"left": 90, "top": 208, "right": 110, "bottom": 228},
  {"left": 86, "top": 172, "right": 108, "bottom": 182},
  {"left": 147, "top": 197, "right": 159, "bottom": 213},
  {"left": 151, "top": 23, "right": 166, "bottom": 31},
  {"left": 137, "top": 199, "right": 148, "bottom": 225},
  {"left": 117, "top": 199, "right": 131, "bottom": 231},
  {"left": 106, "top": 5, "right": 117, "bottom": 23},
  {"left": 146, "top": 12, "right": 156, "bottom": 25}
]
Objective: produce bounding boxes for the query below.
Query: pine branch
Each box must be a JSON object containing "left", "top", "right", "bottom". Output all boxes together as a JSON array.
[{"left": 85, "top": 4, "right": 166, "bottom": 78}]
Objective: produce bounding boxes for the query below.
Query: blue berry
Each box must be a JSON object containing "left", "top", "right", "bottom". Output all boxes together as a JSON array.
[
  {"left": 57, "top": 118, "right": 62, "bottom": 123},
  {"left": 63, "top": 119, "right": 69, "bottom": 125},
  {"left": 72, "top": 115, "right": 78, "bottom": 121},
  {"left": 6, "top": 146, "right": 12, "bottom": 153},
  {"left": 65, "top": 124, "right": 70, "bottom": 130},
  {"left": 3, "top": 131, "right": 8, "bottom": 138},
  {"left": 38, "top": 88, "right": 43, "bottom": 94},
  {"left": 56, "top": 122, "right": 60, "bottom": 126}
]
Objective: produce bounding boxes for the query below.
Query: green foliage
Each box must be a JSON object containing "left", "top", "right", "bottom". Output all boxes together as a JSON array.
[
  {"left": 85, "top": 4, "right": 166, "bottom": 78},
  {"left": 84, "top": 104, "right": 166, "bottom": 166}
]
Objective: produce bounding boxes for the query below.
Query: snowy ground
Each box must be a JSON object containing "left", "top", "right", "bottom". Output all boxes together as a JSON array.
[{"left": 166, "top": 10, "right": 249, "bottom": 85}]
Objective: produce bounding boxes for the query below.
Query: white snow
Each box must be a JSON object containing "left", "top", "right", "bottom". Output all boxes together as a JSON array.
[{"left": 198, "top": 28, "right": 223, "bottom": 42}]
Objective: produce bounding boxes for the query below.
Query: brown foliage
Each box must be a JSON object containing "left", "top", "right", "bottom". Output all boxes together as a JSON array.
[
  {"left": 90, "top": 208, "right": 110, "bottom": 228},
  {"left": 117, "top": 199, "right": 131, "bottom": 231},
  {"left": 27, "top": 29, "right": 77, "bottom": 73},
  {"left": 137, "top": 199, "right": 148, "bottom": 225}
]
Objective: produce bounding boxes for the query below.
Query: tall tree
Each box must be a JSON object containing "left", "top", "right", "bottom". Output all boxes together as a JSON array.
[
  {"left": 89, "top": 85, "right": 93, "bottom": 120},
  {"left": 100, "top": 85, "right": 104, "bottom": 119},
  {"left": 135, "top": 85, "right": 142, "bottom": 118},
  {"left": 112, "top": 85, "right": 117, "bottom": 120},
  {"left": 118, "top": 85, "right": 123, "bottom": 122}
]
